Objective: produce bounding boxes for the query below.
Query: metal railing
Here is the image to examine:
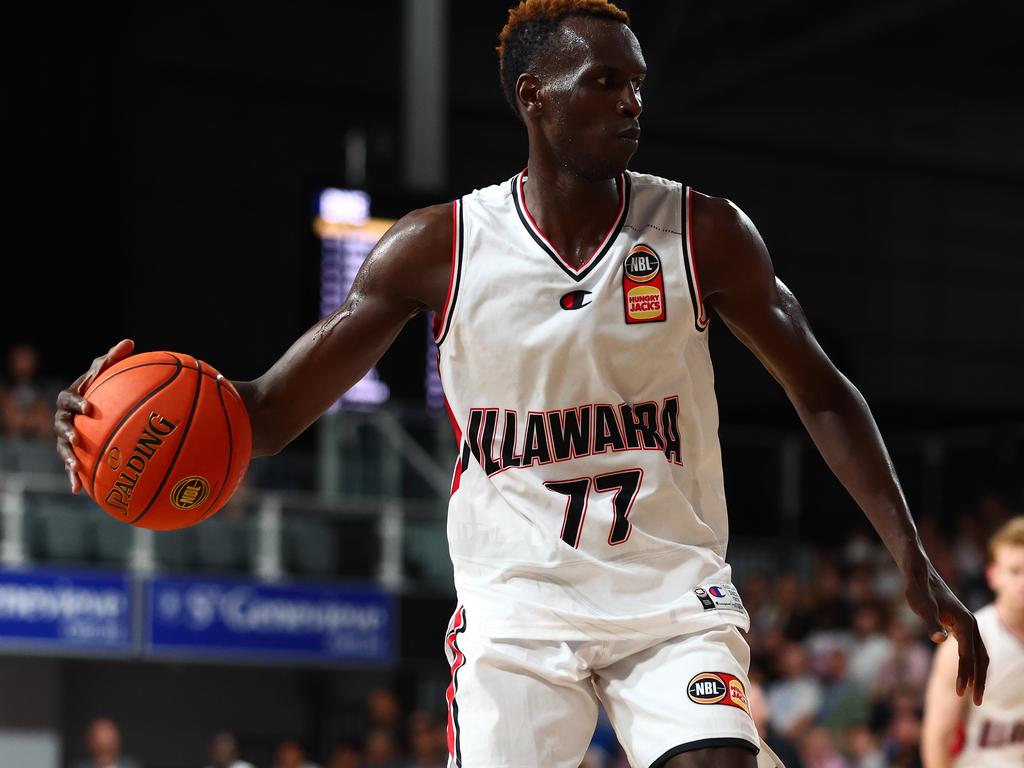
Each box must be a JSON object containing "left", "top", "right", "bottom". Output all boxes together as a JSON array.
[{"left": 1, "top": 411, "right": 1021, "bottom": 590}]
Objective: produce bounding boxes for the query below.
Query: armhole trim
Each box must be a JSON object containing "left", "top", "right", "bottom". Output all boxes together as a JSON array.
[
  {"left": 433, "top": 198, "right": 464, "bottom": 346},
  {"left": 682, "top": 185, "right": 709, "bottom": 332}
]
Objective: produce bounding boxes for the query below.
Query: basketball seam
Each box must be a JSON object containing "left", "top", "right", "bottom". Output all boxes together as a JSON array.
[
  {"left": 87, "top": 360, "right": 225, "bottom": 398},
  {"left": 88, "top": 358, "right": 184, "bottom": 501},
  {"left": 129, "top": 355, "right": 206, "bottom": 526},
  {"left": 196, "top": 376, "right": 235, "bottom": 523}
]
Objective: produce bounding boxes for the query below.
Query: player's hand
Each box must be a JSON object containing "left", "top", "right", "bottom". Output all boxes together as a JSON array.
[
  {"left": 54, "top": 339, "right": 135, "bottom": 493},
  {"left": 903, "top": 555, "right": 989, "bottom": 705}
]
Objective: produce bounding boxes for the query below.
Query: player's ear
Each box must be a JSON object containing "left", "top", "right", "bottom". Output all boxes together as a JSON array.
[
  {"left": 516, "top": 73, "right": 543, "bottom": 118},
  {"left": 985, "top": 561, "right": 998, "bottom": 593}
]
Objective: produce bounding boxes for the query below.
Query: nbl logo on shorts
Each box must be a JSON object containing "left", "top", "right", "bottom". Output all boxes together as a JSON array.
[
  {"left": 687, "top": 672, "right": 751, "bottom": 716},
  {"left": 687, "top": 673, "right": 727, "bottom": 703}
]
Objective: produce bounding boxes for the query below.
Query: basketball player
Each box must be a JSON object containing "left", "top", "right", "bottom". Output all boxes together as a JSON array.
[
  {"left": 922, "top": 518, "right": 1024, "bottom": 768},
  {"left": 54, "top": 2, "right": 988, "bottom": 766}
]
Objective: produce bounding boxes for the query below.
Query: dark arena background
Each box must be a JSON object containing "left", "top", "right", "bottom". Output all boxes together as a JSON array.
[{"left": 2, "top": 2, "right": 1023, "bottom": 767}]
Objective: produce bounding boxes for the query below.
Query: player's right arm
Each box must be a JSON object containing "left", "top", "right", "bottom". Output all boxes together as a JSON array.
[
  {"left": 922, "top": 636, "right": 970, "bottom": 768},
  {"left": 54, "top": 204, "right": 453, "bottom": 489}
]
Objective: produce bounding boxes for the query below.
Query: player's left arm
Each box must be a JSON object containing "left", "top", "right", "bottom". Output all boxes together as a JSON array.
[{"left": 692, "top": 191, "right": 989, "bottom": 704}]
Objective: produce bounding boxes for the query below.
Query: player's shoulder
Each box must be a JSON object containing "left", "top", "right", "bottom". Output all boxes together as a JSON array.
[
  {"left": 689, "top": 189, "right": 748, "bottom": 240},
  {"left": 392, "top": 202, "right": 452, "bottom": 240},
  {"left": 625, "top": 169, "right": 679, "bottom": 193},
  {"left": 460, "top": 173, "right": 518, "bottom": 210},
  {"left": 364, "top": 203, "right": 452, "bottom": 283},
  {"left": 625, "top": 170, "right": 747, "bottom": 238}
]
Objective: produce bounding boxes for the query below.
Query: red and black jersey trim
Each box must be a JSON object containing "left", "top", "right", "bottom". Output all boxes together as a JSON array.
[
  {"left": 681, "top": 185, "right": 709, "bottom": 333},
  {"left": 512, "top": 169, "right": 631, "bottom": 282},
  {"left": 445, "top": 607, "right": 468, "bottom": 767},
  {"left": 433, "top": 198, "right": 464, "bottom": 346}
]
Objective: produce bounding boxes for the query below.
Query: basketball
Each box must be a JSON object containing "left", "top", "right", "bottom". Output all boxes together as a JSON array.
[{"left": 71, "top": 351, "right": 252, "bottom": 530}]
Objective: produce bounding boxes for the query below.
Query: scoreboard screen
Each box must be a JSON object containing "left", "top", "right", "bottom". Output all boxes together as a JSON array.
[{"left": 316, "top": 188, "right": 444, "bottom": 411}]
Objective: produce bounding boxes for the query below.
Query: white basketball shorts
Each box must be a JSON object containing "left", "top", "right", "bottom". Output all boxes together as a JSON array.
[{"left": 443, "top": 606, "right": 762, "bottom": 768}]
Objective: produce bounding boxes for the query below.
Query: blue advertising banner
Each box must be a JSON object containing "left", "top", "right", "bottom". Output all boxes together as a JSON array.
[
  {"left": 0, "top": 568, "right": 133, "bottom": 652},
  {"left": 146, "top": 576, "right": 394, "bottom": 664}
]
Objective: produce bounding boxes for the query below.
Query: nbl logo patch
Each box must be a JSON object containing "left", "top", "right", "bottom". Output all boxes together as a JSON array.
[
  {"left": 622, "top": 244, "right": 666, "bottom": 324},
  {"left": 687, "top": 672, "right": 751, "bottom": 716}
]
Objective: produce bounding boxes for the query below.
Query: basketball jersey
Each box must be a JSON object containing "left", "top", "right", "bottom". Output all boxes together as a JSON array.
[
  {"left": 434, "top": 169, "right": 747, "bottom": 640},
  {"left": 956, "top": 604, "right": 1024, "bottom": 767}
]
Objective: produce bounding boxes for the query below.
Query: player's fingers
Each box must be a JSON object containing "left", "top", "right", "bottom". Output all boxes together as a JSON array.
[
  {"left": 106, "top": 338, "right": 134, "bottom": 364},
  {"left": 955, "top": 623, "right": 975, "bottom": 697},
  {"left": 972, "top": 625, "right": 989, "bottom": 705},
  {"left": 55, "top": 437, "right": 76, "bottom": 466},
  {"left": 56, "top": 440, "right": 82, "bottom": 493},
  {"left": 53, "top": 411, "right": 75, "bottom": 443},
  {"left": 79, "top": 340, "right": 134, "bottom": 394},
  {"left": 67, "top": 465, "right": 81, "bottom": 494},
  {"left": 56, "top": 389, "right": 90, "bottom": 417},
  {"left": 922, "top": 602, "right": 948, "bottom": 644}
]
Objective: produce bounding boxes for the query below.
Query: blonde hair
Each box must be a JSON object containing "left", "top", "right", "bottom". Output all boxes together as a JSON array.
[{"left": 988, "top": 516, "right": 1024, "bottom": 562}]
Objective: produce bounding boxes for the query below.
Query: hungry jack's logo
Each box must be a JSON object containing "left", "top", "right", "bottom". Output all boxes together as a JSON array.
[{"left": 622, "top": 244, "right": 666, "bottom": 323}]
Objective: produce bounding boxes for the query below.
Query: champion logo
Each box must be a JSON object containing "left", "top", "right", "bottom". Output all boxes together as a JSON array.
[
  {"left": 708, "top": 585, "right": 726, "bottom": 598},
  {"left": 560, "top": 290, "right": 592, "bottom": 310}
]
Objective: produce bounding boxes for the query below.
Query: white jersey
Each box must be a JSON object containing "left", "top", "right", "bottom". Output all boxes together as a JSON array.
[
  {"left": 434, "top": 169, "right": 747, "bottom": 640},
  {"left": 956, "top": 604, "right": 1024, "bottom": 767}
]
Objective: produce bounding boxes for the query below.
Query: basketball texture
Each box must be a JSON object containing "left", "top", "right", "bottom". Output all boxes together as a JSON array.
[{"left": 72, "top": 351, "right": 252, "bottom": 530}]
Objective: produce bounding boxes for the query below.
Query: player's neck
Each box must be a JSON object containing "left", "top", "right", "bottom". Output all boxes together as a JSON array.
[
  {"left": 995, "top": 599, "right": 1024, "bottom": 642},
  {"left": 522, "top": 160, "right": 622, "bottom": 267}
]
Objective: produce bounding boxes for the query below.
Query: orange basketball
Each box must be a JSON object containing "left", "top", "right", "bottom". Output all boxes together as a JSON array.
[{"left": 71, "top": 351, "right": 252, "bottom": 530}]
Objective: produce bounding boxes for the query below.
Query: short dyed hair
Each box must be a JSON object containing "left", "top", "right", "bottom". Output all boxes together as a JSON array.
[
  {"left": 497, "top": 0, "right": 630, "bottom": 117},
  {"left": 988, "top": 516, "right": 1024, "bottom": 562}
]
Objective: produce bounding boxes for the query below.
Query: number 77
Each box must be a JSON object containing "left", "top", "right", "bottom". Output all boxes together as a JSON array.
[{"left": 544, "top": 468, "right": 644, "bottom": 548}]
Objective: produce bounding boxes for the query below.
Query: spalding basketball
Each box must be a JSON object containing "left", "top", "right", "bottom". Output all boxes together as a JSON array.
[{"left": 72, "top": 351, "right": 252, "bottom": 530}]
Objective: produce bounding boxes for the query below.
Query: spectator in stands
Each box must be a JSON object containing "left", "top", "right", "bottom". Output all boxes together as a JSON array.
[
  {"left": 73, "top": 717, "right": 142, "bottom": 768},
  {"left": 846, "top": 602, "right": 892, "bottom": 689},
  {"left": 846, "top": 725, "right": 885, "bottom": 768},
  {"left": 815, "top": 646, "right": 870, "bottom": 732},
  {"left": 808, "top": 560, "right": 852, "bottom": 633},
  {"left": 749, "top": 680, "right": 804, "bottom": 768},
  {"left": 202, "top": 730, "right": 254, "bottom": 768},
  {"left": 881, "top": 708, "right": 924, "bottom": 768},
  {"left": 845, "top": 564, "right": 879, "bottom": 607},
  {"left": 952, "top": 512, "right": 992, "bottom": 609},
  {"left": 360, "top": 728, "right": 406, "bottom": 768},
  {"left": 365, "top": 687, "right": 403, "bottom": 735},
  {"left": 762, "top": 572, "right": 814, "bottom": 642},
  {"left": 273, "top": 739, "right": 319, "bottom": 768},
  {"left": 327, "top": 744, "right": 361, "bottom": 768},
  {"left": 870, "top": 614, "right": 931, "bottom": 703},
  {"left": 767, "top": 642, "right": 824, "bottom": 739},
  {"left": 405, "top": 711, "right": 446, "bottom": 768},
  {"left": 0, "top": 343, "right": 52, "bottom": 440},
  {"left": 798, "top": 727, "right": 847, "bottom": 768}
]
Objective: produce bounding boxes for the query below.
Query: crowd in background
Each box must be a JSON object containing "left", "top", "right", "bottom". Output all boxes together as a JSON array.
[
  {"left": 10, "top": 341, "right": 1020, "bottom": 767},
  {"left": 66, "top": 492, "right": 1018, "bottom": 768},
  {"left": 586, "top": 493, "right": 1016, "bottom": 768},
  {"left": 72, "top": 690, "right": 449, "bottom": 768},
  {"left": 0, "top": 343, "right": 55, "bottom": 442}
]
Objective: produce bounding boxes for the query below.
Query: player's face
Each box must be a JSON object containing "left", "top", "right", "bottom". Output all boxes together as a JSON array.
[
  {"left": 987, "top": 544, "right": 1024, "bottom": 615},
  {"left": 535, "top": 17, "right": 646, "bottom": 179}
]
